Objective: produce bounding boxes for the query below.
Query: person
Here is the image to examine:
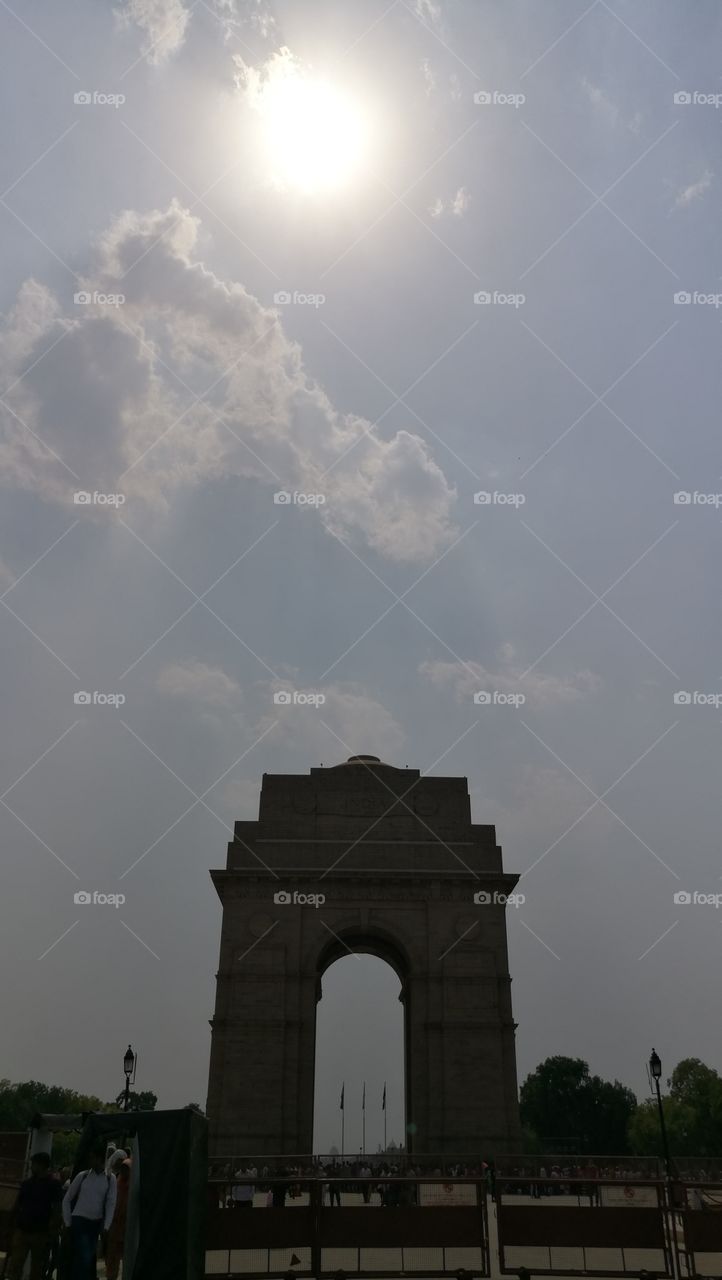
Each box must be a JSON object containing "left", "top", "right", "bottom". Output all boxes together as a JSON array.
[
  {"left": 272, "top": 1166, "right": 291, "bottom": 1209},
  {"left": 61, "top": 1144, "right": 117, "bottom": 1280},
  {"left": 232, "top": 1166, "right": 255, "bottom": 1208},
  {"left": 104, "top": 1154, "right": 130, "bottom": 1280},
  {"left": 6, "top": 1151, "right": 63, "bottom": 1280},
  {"left": 327, "top": 1164, "right": 342, "bottom": 1207},
  {"left": 360, "top": 1163, "right": 372, "bottom": 1204}
]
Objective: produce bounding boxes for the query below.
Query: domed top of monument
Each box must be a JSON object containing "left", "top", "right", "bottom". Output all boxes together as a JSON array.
[{"left": 338, "top": 754, "right": 382, "bottom": 766}]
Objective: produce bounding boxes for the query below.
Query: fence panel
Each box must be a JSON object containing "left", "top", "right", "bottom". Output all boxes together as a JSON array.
[
  {"left": 205, "top": 1175, "right": 489, "bottom": 1278},
  {"left": 495, "top": 1176, "right": 673, "bottom": 1277}
]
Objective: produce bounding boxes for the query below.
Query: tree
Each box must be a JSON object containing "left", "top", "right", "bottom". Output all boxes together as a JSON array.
[
  {"left": 669, "top": 1058, "right": 722, "bottom": 1151},
  {"left": 628, "top": 1059, "right": 722, "bottom": 1158},
  {"left": 111, "top": 1089, "right": 158, "bottom": 1112},
  {"left": 0, "top": 1079, "right": 114, "bottom": 1172},
  {"left": 628, "top": 1097, "right": 696, "bottom": 1158},
  {"left": 0, "top": 1080, "right": 109, "bottom": 1131},
  {"left": 520, "top": 1057, "right": 637, "bottom": 1154}
]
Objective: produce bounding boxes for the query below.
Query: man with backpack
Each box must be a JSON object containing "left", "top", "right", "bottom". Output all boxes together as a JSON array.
[{"left": 61, "top": 1144, "right": 117, "bottom": 1280}]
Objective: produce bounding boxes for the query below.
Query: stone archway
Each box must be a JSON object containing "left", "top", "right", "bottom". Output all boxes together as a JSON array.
[
  {"left": 206, "top": 755, "right": 522, "bottom": 1156},
  {"left": 314, "top": 927, "right": 409, "bottom": 1149}
]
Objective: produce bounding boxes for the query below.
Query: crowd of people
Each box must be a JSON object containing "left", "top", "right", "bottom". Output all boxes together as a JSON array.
[
  {"left": 500, "top": 1161, "right": 649, "bottom": 1196},
  {"left": 209, "top": 1157, "right": 496, "bottom": 1209},
  {"left": 4, "top": 1142, "right": 131, "bottom": 1280}
]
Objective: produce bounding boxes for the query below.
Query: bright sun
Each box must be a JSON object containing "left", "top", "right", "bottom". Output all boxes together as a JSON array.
[{"left": 254, "top": 64, "right": 370, "bottom": 194}]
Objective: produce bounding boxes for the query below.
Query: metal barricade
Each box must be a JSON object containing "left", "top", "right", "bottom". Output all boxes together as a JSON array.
[
  {"left": 494, "top": 1174, "right": 673, "bottom": 1277},
  {"left": 205, "top": 1174, "right": 490, "bottom": 1278},
  {"left": 675, "top": 1180, "right": 722, "bottom": 1279}
]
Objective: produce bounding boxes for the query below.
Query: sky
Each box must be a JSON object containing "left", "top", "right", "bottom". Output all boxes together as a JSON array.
[{"left": 0, "top": 0, "right": 721, "bottom": 1155}]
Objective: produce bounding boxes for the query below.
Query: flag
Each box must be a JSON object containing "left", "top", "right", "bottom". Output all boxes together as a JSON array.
[
  {"left": 382, "top": 1083, "right": 386, "bottom": 1111},
  {"left": 362, "top": 1082, "right": 366, "bottom": 1111},
  {"left": 340, "top": 1084, "right": 344, "bottom": 1111}
]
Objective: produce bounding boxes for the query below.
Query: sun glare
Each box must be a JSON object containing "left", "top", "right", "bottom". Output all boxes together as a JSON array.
[{"left": 256, "top": 69, "right": 370, "bottom": 194}]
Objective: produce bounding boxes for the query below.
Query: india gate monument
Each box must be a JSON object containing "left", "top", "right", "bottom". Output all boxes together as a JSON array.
[{"left": 206, "top": 754, "right": 521, "bottom": 1155}]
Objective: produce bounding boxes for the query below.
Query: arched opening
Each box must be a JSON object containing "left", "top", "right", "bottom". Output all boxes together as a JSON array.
[{"left": 313, "top": 947, "right": 406, "bottom": 1156}]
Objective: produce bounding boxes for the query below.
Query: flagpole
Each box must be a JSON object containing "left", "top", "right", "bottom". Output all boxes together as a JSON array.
[
  {"left": 362, "top": 1082, "right": 366, "bottom": 1156},
  {"left": 383, "top": 1082, "right": 387, "bottom": 1152},
  {"left": 341, "top": 1082, "right": 345, "bottom": 1158}
]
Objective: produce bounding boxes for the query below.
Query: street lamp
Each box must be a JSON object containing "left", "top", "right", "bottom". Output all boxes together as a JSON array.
[
  {"left": 649, "top": 1049, "right": 672, "bottom": 1180},
  {"left": 123, "top": 1045, "right": 137, "bottom": 1112}
]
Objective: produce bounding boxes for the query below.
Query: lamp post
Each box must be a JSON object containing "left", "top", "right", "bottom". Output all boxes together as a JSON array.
[
  {"left": 649, "top": 1049, "right": 672, "bottom": 1179},
  {"left": 649, "top": 1050, "right": 679, "bottom": 1280},
  {"left": 123, "top": 1044, "right": 136, "bottom": 1112}
]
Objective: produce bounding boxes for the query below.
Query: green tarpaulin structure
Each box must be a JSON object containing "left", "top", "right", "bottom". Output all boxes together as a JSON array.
[{"left": 71, "top": 1108, "right": 206, "bottom": 1280}]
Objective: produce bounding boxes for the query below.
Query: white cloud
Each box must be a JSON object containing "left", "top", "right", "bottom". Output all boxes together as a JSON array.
[
  {"left": 259, "top": 683, "right": 406, "bottom": 762},
  {"left": 114, "top": 0, "right": 192, "bottom": 65},
  {"left": 157, "top": 659, "right": 243, "bottom": 708},
  {"left": 420, "top": 58, "right": 436, "bottom": 97},
  {"left": 420, "top": 59, "right": 463, "bottom": 102},
  {"left": 429, "top": 187, "right": 470, "bottom": 219},
  {"left": 211, "top": 0, "right": 276, "bottom": 41},
  {"left": 156, "top": 663, "right": 406, "bottom": 763},
  {"left": 412, "top": 0, "right": 442, "bottom": 25},
  {"left": 419, "top": 646, "right": 601, "bottom": 709},
  {"left": 156, "top": 660, "right": 244, "bottom": 731},
  {"left": 452, "top": 186, "right": 471, "bottom": 217},
  {"left": 581, "top": 77, "right": 641, "bottom": 134},
  {"left": 234, "top": 45, "right": 299, "bottom": 110},
  {"left": 673, "top": 169, "right": 713, "bottom": 210},
  {"left": 0, "top": 202, "right": 457, "bottom": 564}
]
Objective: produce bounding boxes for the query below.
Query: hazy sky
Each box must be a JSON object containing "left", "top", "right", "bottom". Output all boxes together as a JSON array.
[{"left": 1, "top": 0, "right": 721, "bottom": 1154}]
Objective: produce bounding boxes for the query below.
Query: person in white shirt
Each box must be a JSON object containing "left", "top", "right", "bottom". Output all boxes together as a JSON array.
[
  {"left": 61, "top": 1145, "right": 117, "bottom": 1280},
  {"left": 231, "top": 1166, "right": 257, "bottom": 1208}
]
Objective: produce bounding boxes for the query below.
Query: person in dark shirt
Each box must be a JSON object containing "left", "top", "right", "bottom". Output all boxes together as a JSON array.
[{"left": 6, "top": 1151, "right": 63, "bottom": 1280}]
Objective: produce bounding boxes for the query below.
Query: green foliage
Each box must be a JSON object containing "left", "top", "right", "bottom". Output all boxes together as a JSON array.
[
  {"left": 0, "top": 1079, "right": 109, "bottom": 1132},
  {"left": 520, "top": 1056, "right": 637, "bottom": 1155},
  {"left": 629, "top": 1060, "right": 722, "bottom": 1157},
  {"left": 519, "top": 1125, "right": 542, "bottom": 1153},
  {"left": 111, "top": 1089, "right": 158, "bottom": 1111},
  {"left": 50, "top": 1131, "right": 81, "bottom": 1171}
]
